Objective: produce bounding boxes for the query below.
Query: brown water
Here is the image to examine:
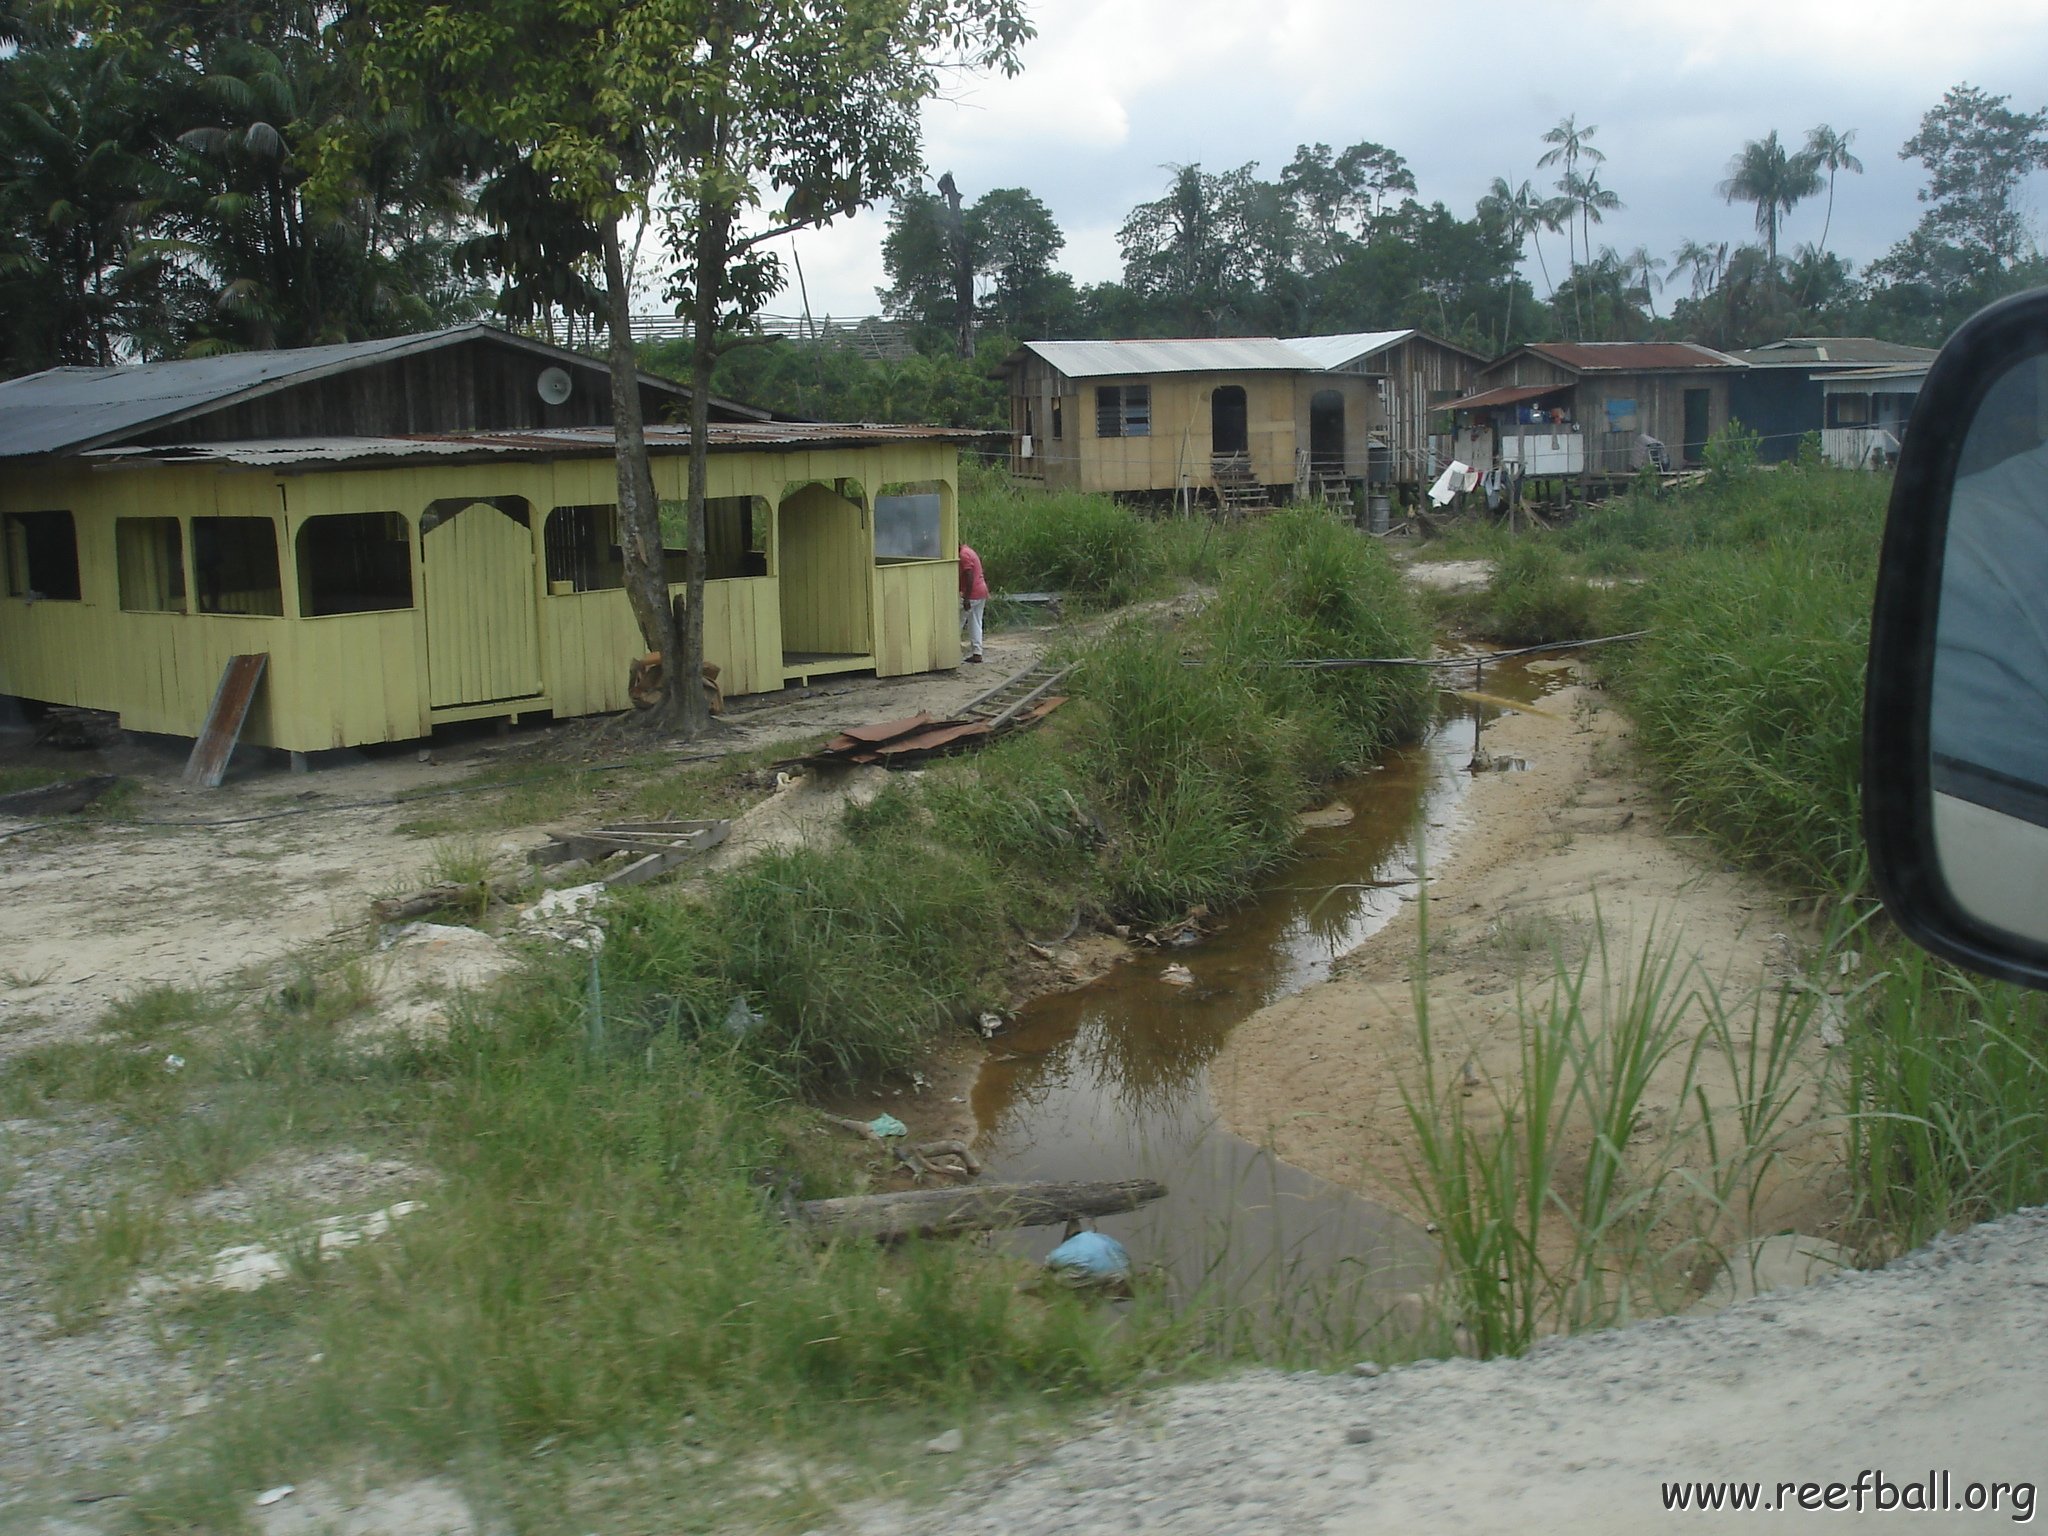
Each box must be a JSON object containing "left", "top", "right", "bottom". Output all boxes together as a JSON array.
[{"left": 968, "top": 657, "right": 1563, "bottom": 1337}]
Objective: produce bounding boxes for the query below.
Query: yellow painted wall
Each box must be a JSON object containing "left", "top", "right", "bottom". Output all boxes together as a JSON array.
[
  {"left": 776, "top": 481, "right": 872, "bottom": 657},
  {"left": 0, "top": 440, "right": 959, "bottom": 751},
  {"left": 1012, "top": 370, "right": 1379, "bottom": 495}
]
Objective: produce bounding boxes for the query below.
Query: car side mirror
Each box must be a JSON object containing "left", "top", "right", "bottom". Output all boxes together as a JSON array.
[{"left": 1866, "top": 286, "right": 2048, "bottom": 988}]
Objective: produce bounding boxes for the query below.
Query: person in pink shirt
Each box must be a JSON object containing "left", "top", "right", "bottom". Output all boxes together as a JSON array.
[{"left": 958, "top": 543, "right": 988, "bottom": 663}]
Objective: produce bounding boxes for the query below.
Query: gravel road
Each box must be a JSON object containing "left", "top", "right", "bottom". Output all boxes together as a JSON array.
[{"left": 871, "top": 1207, "right": 2048, "bottom": 1533}]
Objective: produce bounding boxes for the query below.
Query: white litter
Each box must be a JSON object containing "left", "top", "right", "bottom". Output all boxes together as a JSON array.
[{"left": 520, "top": 882, "right": 607, "bottom": 951}]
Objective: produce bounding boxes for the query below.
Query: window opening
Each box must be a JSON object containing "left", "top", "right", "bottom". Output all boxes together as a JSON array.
[
  {"left": 874, "top": 481, "right": 944, "bottom": 562},
  {"left": 296, "top": 512, "right": 412, "bottom": 615},
  {"left": 544, "top": 504, "right": 625, "bottom": 592},
  {"left": 1096, "top": 384, "right": 1151, "bottom": 437},
  {"left": 695, "top": 495, "right": 770, "bottom": 579},
  {"left": 191, "top": 517, "right": 283, "bottom": 615},
  {"left": 4, "top": 510, "right": 81, "bottom": 600},
  {"left": 117, "top": 517, "right": 186, "bottom": 612}
]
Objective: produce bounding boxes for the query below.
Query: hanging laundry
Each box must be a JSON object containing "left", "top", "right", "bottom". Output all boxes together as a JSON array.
[{"left": 1428, "top": 460, "right": 1471, "bottom": 507}]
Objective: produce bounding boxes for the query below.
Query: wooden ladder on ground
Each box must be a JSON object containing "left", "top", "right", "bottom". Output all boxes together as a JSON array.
[
  {"left": 963, "top": 657, "right": 1076, "bottom": 727},
  {"left": 1210, "top": 453, "right": 1269, "bottom": 516}
]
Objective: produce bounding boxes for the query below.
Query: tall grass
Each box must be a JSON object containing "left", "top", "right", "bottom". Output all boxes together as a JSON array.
[
  {"left": 1530, "top": 461, "right": 2048, "bottom": 1249},
  {"left": 961, "top": 479, "right": 1160, "bottom": 607},
  {"left": 1404, "top": 910, "right": 1820, "bottom": 1357},
  {"left": 66, "top": 956, "right": 1194, "bottom": 1530},
  {"left": 1204, "top": 505, "right": 1434, "bottom": 773}
]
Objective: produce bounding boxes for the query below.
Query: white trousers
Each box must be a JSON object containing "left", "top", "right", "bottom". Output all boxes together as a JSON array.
[{"left": 961, "top": 597, "right": 985, "bottom": 657}]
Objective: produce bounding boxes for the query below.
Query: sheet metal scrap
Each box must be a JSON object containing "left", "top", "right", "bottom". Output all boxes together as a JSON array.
[{"left": 797, "top": 693, "right": 1067, "bottom": 769}]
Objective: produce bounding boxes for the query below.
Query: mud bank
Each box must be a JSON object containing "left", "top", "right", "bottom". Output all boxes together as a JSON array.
[{"left": 1210, "top": 669, "right": 1842, "bottom": 1239}]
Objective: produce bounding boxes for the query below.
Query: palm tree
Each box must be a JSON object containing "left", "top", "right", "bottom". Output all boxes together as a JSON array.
[
  {"left": 1717, "top": 130, "right": 1821, "bottom": 269},
  {"left": 1801, "top": 124, "right": 1863, "bottom": 266},
  {"left": 1538, "top": 114, "right": 1604, "bottom": 337},
  {"left": 1481, "top": 175, "right": 1559, "bottom": 295},
  {"left": 1622, "top": 244, "right": 1666, "bottom": 319},
  {"left": 1670, "top": 238, "right": 1729, "bottom": 303},
  {"left": 1537, "top": 114, "right": 1604, "bottom": 269}
]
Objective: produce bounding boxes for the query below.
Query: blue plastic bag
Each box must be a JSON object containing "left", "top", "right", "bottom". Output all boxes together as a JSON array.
[{"left": 1044, "top": 1230, "right": 1131, "bottom": 1285}]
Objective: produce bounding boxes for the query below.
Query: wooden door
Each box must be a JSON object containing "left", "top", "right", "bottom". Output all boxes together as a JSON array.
[{"left": 422, "top": 500, "right": 543, "bottom": 708}]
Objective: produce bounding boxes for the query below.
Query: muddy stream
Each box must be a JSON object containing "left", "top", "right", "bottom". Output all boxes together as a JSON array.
[{"left": 967, "top": 658, "right": 1562, "bottom": 1336}]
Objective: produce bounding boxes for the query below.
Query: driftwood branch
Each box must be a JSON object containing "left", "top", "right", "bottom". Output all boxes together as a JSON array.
[
  {"left": 797, "top": 1178, "right": 1167, "bottom": 1242},
  {"left": 371, "top": 880, "right": 523, "bottom": 922}
]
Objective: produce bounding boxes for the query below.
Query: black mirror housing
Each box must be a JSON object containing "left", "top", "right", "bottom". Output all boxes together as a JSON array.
[{"left": 1865, "top": 286, "right": 2048, "bottom": 988}]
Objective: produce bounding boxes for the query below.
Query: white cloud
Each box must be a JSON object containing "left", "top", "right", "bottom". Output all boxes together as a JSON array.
[{"left": 774, "top": 0, "right": 2048, "bottom": 317}]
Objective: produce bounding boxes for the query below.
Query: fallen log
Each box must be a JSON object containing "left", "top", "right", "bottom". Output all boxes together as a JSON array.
[
  {"left": 371, "top": 879, "right": 523, "bottom": 923},
  {"left": 797, "top": 1178, "right": 1166, "bottom": 1242}
]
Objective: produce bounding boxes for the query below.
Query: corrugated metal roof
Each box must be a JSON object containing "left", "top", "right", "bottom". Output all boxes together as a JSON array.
[
  {"left": 1819, "top": 363, "right": 1931, "bottom": 385},
  {"left": 83, "top": 422, "right": 978, "bottom": 470},
  {"left": 1443, "top": 382, "right": 1572, "bottom": 413},
  {"left": 1016, "top": 338, "right": 1323, "bottom": 378},
  {"left": 0, "top": 323, "right": 740, "bottom": 460},
  {"left": 1278, "top": 331, "right": 1414, "bottom": 370},
  {"left": 1525, "top": 341, "right": 1744, "bottom": 372},
  {"left": 1733, "top": 337, "right": 1940, "bottom": 369}
]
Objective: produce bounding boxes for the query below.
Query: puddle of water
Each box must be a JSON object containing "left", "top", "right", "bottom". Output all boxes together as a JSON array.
[{"left": 968, "top": 657, "right": 1571, "bottom": 1339}]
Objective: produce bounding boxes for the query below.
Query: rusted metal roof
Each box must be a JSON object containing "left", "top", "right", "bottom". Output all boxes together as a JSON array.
[
  {"left": 1443, "top": 382, "right": 1571, "bottom": 413},
  {"left": 0, "top": 323, "right": 772, "bottom": 460},
  {"left": 84, "top": 422, "right": 978, "bottom": 470},
  {"left": 1524, "top": 341, "right": 1744, "bottom": 372}
]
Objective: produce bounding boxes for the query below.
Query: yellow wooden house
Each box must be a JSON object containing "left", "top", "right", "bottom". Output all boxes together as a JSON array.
[
  {"left": 0, "top": 326, "right": 967, "bottom": 754},
  {"left": 994, "top": 338, "right": 1379, "bottom": 506}
]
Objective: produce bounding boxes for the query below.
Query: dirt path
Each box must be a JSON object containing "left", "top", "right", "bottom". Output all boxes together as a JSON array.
[
  {"left": 1210, "top": 664, "right": 1841, "bottom": 1246},
  {"left": 0, "top": 623, "right": 1048, "bottom": 1058},
  {"left": 874, "top": 1206, "right": 2048, "bottom": 1535}
]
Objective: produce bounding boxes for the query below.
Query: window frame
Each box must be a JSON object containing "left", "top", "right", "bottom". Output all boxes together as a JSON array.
[{"left": 4, "top": 509, "right": 83, "bottom": 602}]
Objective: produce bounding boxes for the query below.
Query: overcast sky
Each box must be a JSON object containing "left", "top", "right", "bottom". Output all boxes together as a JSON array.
[{"left": 744, "top": 0, "right": 2048, "bottom": 328}]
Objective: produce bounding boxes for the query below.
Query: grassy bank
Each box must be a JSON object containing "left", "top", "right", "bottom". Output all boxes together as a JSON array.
[
  {"left": 1437, "top": 454, "right": 2048, "bottom": 1254},
  {"left": 958, "top": 462, "right": 1250, "bottom": 608},
  {"left": 3, "top": 504, "right": 1434, "bottom": 1527}
]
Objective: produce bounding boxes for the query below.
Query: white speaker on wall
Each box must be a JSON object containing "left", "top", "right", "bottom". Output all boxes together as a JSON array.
[{"left": 536, "top": 366, "right": 574, "bottom": 406}]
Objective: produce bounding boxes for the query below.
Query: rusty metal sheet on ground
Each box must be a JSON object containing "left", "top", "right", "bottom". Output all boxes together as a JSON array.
[
  {"left": 831, "top": 713, "right": 936, "bottom": 745},
  {"left": 182, "top": 653, "right": 268, "bottom": 788}
]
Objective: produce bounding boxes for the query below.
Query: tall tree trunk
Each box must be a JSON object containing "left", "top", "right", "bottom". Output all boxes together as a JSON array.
[
  {"left": 601, "top": 214, "right": 685, "bottom": 725},
  {"left": 675, "top": 207, "right": 727, "bottom": 740},
  {"left": 940, "top": 172, "right": 972, "bottom": 360}
]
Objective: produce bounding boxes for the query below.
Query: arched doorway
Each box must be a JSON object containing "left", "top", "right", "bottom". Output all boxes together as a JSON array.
[
  {"left": 1212, "top": 385, "right": 1248, "bottom": 456},
  {"left": 1309, "top": 389, "right": 1346, "bottom": 475},
  {"left": 419, "top": 497, "right": 542, "bottom": 709},
  {"left": 777, "top": 481, "right": 873, "bottom": 672}
]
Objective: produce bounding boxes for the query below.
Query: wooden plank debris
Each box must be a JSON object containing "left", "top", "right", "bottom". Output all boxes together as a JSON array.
[
  {"left": 182, "top": 653, "right": 268, "bottom": 788},
  {"left": 0, "top": 774, "right": 117, "bottom": 817},
  {"left": 797, "top": 1178, "right": 1167, "bottom": 1242},
  {"left": 530, "top": 818, "right": 730, "bottom": 887}
]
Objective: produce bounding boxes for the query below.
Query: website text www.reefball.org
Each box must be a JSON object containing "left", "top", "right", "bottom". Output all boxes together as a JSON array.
[{"left": 1662, "top": 1471, "right": 2036, "bottom": 1520}]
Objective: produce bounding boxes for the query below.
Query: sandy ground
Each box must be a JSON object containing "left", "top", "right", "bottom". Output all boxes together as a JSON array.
[
  {"left": 1211, "top": 665, "right": 1842, "bottom": 1255},
  {"left": 0, "top": 621, "right": 1049, "bottom": 1058}
]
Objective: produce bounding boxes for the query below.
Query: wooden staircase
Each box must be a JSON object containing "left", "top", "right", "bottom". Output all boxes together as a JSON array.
[
  {"left": 1308, "top": 455, "right": 1353, "bottom": 515},
  {"left": 1211, "top": 453, "right": 1269, "bottom": 515}
]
